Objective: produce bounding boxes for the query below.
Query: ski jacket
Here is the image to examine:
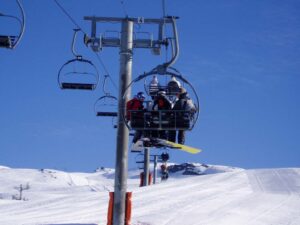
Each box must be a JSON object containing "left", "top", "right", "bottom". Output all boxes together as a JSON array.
[
  {"left": 126, "top": 98, "right": 144, "bottom": 120},
  {"left": 173, "top": 94, "right": 196, "bottom": 114}
]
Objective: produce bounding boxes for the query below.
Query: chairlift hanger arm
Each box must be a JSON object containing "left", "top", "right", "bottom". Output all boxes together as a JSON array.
[
  {"left": 102, "top": 74, "right": 111, "bottom": 96},
  {"left": 158, "top": 17, "right": 179, "bottom": 72},
  {"left": 71, "top": 28, "right": 82, "bottom": 58},
  {"left": 164, "top": 17, "right": 179, "bottom": 67}
]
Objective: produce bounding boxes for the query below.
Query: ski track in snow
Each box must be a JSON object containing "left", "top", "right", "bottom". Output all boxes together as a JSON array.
[{"left": 0, "top": 166, "right": 300, "bottom": 225}]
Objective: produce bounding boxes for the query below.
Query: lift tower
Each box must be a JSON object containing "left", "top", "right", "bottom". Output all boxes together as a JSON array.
[{"left": 84, "top": 16, "right": 178, "bottom": 225}]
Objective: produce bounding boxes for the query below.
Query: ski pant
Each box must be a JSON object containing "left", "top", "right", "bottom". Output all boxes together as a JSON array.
[
  {"left": 168, "top": 130, "right": 185, "bottom": 144},
  {"left": 151, "top": 130, "right": 167, "bottom": 140},
  {"left": 132, "top": 131, "right": 143, "bottom": 143}
]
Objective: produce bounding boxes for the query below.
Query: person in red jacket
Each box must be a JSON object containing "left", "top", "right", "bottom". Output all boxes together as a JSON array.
[
  {"left": 126, "top": 92, "right": 145, "bottom": 121},
  {"left": 126, "top": 92, "right": 145, "bottom": 143}
]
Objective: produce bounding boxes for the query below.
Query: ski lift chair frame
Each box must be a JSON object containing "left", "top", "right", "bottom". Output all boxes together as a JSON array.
[
  {"left": 57, "top": 29, "right": 100, "bottom": 90},
  {"left": 123, "top": 66, "right": 199, "bottom": 132},
  {"left": 58, "top": 57, "right": 100, "bottom": 90},
  {"left": 0, "top": 0, "right": 25, "bottom": 49},
  {"left": 94, "top": 74, "right": 118, "bottom": 117},
  {"left": 94, "top": 94, "right": 118, "bottom": 117}
]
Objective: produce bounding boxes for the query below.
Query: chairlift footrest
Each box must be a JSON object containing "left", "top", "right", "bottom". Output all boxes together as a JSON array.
[
  {"left": 96, "top": 112, "right": 118, "bottom": 117},
  {"left": 61, "top": 82, "right": 95, "bottom": 90}
]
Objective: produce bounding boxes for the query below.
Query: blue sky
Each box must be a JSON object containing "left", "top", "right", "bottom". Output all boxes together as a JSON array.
[{"left": 1, "top": 0, "right": 299, "bottom": 172}]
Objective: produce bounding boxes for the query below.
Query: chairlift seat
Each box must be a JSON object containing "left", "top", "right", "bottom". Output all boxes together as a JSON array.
[
  {"left": 0, "top": 35, "right": 15, "bottom": 48},
  {"left": 96, "top": 112, "right": 118, "bottom": 117},
  {"left": 61, "top": 82, "right": 96, "bottom": 90}
]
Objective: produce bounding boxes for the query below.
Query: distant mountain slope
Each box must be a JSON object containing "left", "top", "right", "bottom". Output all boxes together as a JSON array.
[{"left": 0, "top": 165, "right": 299, "bottom": 225}]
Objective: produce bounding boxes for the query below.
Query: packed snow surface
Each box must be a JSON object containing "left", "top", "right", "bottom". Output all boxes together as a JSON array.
[{"left": 0, "top": 164, "right": 300, "bottom": 225}]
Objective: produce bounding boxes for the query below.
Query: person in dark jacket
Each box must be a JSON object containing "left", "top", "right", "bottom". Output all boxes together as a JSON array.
[
  {"left": 152, "top": 90, "right": 172, "bottom": 110},
  {"left": 151, "top": 90, "right": 172, "bottom": 139},
  {"left": 168, "top": 87, "right": 196, "bottom": 144}
]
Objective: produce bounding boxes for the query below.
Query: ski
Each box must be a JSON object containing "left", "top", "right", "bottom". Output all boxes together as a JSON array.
[
  {"left": 131, "top": 137, "right": 202, "bottom": 154},
  {"left": 154, "top": 138, "right": 202, "bottom": 154}
]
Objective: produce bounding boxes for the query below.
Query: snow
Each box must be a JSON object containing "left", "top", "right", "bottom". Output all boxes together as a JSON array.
[{"left": 0, "top": 164, "right": 300, "bottom": 225}]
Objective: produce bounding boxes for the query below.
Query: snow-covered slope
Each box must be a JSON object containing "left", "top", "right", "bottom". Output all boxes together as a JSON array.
[{"left": 0, "top": 164, "right": 299, "bottom": 225}]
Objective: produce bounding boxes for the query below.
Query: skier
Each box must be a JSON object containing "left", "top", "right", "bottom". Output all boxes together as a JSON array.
[
  {"left": 167, "top": 76, "right": 181, "bottom": 95},
  {"left": 160, "top": 153, "right": 170, "bottom": 181},
  {"left": 168, "top": 87, "right": 196, "bottom": 144},
  {"left": 152, "top": 90, "right": 172, "bottom": 111},
  {"left": 152, "top": 90, "right": 172, "bottom": 139},
  {"left": 126, "top": 92, "right": 146, "bottom": 143},
  {"left": 160, "top": 164, "right": 169, "bottom": 181}
]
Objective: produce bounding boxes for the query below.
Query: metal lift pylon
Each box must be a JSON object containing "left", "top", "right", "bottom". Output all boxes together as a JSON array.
[{"left": 84, "top": 16, "right": 179, "bottom": 225}]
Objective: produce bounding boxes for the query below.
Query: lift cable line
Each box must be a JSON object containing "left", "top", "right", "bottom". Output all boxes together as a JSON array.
[
  {"left": 0, "top": 0, "right": 25, "bottom": 49},
  {"left": 119, "top": 0, "right": 129, "bottom": 17},
  {"left": 162, "top": 0, "right": 166, "bottom": 18},
  {"left": 53, "top": 0, "right": 83, "bottom": 32},
  {"left": 94, "top": 53, "right": 118, "bottom": 90}
]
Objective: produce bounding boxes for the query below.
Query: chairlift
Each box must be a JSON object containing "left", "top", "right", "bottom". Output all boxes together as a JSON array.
[
  {"left": 94, "top": 93, "right": 118, "bottom": 128},
  {"left": 123, "top": 66, "right": 200, "bottom": 132},
  {"left": 0, "top": 0, "right": 25, "bottom": 49},
  {"left": 94, "top": 94, "right": 118, "bottom": 117},
  {"left": 94, "top": 74, "right": 118, "bottom": 128},
  {"left": 58, "top": 29, "right": 99, "bottom": 90},
  {"left": 94, "top": 74, "right": 118, "bottom": 117}
]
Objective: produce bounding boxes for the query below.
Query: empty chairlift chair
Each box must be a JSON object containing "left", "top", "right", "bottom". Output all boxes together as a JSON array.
[
  {"left": 57, "top": 29, "right": 99, "bottom": 90},
  {"left": 0, "top": 0, "right": 25, "bottom": 49},
  {"left": 94, "top": 74, "right": 118, "bottom": 117},
  {"left": 58, "top": 57, "right": 99, "bottom": 90},
  {"left": 94, "top": 94, "right": 118, "bottom": 117}
]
